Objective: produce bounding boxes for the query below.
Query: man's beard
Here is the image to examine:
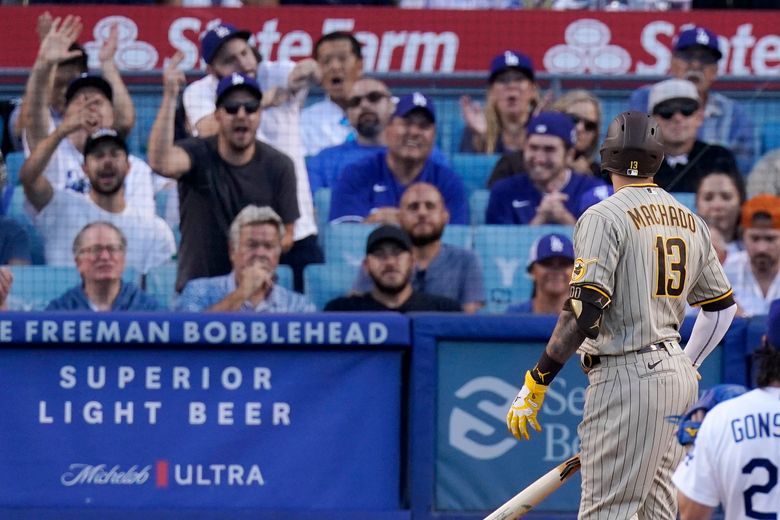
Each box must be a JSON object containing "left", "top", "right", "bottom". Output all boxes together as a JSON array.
[
  {"left": 409, "top": 225, "right": 444, "bottom": 247},
  {"left": 356, "top": 114, "right": 381, "bottom": 139},
  {"left": 90, "top": 177, "right": 124, "bottom": 196},
  {"left": 370, "top": 269, "right": 411, "bottom": 295}
]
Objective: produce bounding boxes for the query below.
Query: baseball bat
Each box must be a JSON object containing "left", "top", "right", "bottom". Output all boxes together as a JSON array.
[{"left": 484, "top": 453, "right": 581, "bottom": 520}]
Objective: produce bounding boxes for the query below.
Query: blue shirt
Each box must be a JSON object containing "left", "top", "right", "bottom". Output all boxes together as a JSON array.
[
  {"left": 629, "top": 86, "right": 755, "bottom": 174},
  {"left": 486, "top": 172, "right": 610, "bottom": 225},
  {"left": 307, "top": 142, "right": 451, "bottom": 196},
  {"left": 506, "top": 300, "right": 533, "bottom": 313},
  {"left": 46, "top": 281, "right": 162, "bottom": 311},
  {"left": 0, "top": 216, "right": 31, "bottom": 264},
  {"left": 175, "top": 272, "right": 315, "bottom": 313},
  {"left": 351, "top": 243, "right": 484, "bottom": 306},
  {"left": 329, "top": 151, "right": 469, "bottom": 224}
]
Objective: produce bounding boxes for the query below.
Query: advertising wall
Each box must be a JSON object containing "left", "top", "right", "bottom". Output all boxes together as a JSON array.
[{"left": 0, "top": 7, "right": 779, "bottom": 77}]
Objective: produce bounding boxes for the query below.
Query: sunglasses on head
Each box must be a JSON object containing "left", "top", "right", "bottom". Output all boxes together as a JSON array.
[
  {"left": 346, "top": 91, "right": 388, "bottom": 108},
  {"left": 221, "top": 100, "right": 261, "bottom": 115},
  {"left": 653, "top": 101, "right": 700, "bottom": 120},
  {"left": 568, "top": 114, "right": 599, "bottom": 132}
]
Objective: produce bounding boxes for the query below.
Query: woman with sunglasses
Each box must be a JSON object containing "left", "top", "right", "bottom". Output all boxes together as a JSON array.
[
  {"left": 459, "top": 50, "right": 540, "bottom": 155},
  {"left": 551, "top": 90, "right": 603, "bottom": 178}
]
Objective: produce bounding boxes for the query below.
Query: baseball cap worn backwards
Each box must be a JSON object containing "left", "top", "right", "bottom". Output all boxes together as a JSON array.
[
  {"left": 65, "top": 74, "right": 113, "bottom": 106},
  {"left": 366, "top": 225, "right": 413, "bottom": 255},
  {"left": 84, "top": 128, "right": 128, "bottom": 157},
  {"left": 527, "top": 112, "right": 576, "bottom": 147},
  {"left": 489, "top": 50, "right": 534, "bottom": 83},
  {"left": 674, "top": 26, "right": 722, "bottom": 61},
  {"left": 741, "top": 194, "right": 780, "bottom": 230},
  {"left": 527, "top": 233, "right": 574, "bottom": 272},
  {"left": 393, "top": 92, "right": 436, "bottom": 123},
  {"left": 201, "top": 23, "right": 252, "bottom": 65},
  {"left": 649, "top": 79, "right": 700, "bottom": 113},
  {"left": 216, "top": 72, "right": 263, "bottom": 107}
]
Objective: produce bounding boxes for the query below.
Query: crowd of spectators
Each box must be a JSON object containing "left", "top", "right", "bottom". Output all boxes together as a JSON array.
[{"left": 1, "top": 14, "right": 779, "bottom": 319}]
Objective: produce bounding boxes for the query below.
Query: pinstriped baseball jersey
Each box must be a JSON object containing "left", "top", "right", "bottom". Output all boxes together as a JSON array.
[{"left": 571, "top": 183, "right": 732, "bottom": 356}]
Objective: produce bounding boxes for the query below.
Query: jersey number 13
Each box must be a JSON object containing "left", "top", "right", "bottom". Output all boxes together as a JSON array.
[{"left": 655, "top": 236, "right": 687, "bottom": 297}]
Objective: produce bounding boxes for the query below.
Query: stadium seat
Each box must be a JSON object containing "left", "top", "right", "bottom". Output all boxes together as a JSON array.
[
  {"left": 761, "top": 120, "right": 780, "bottom": 155},
  {"left": 451, "top": 153, "right": 500, "bottom": 194},
  {"left": 303, "top": 263, "right": 359, "bottom": 311},
  {"left": 5, "top": 265, "right": 138, "bottom": 311},
  {"left": 323, "top": 223, "right": 473, "bottom": 265},
  {"left": 672, "top": 192, "right": 696, "bottom": 212},
  {"left": 143, "top": 263, "right": 177, "bottom": 310},
  {"left": 474, "top": 224, "right": 574, "bottom": 313},
  {"left": 5, "top": 188, "right": 45, "bottom": 265},
  {"left": 4, "top": 151, "right": 23, "bottom": 186},
  {"left": 276, "top": 264, "right": 294, "bottom": 291},
  {"left": 314, "top": 188, "right": 331, "bottom": 246},
  {"left": 469, "top": 189, "right": 490, "bottom": 226}
]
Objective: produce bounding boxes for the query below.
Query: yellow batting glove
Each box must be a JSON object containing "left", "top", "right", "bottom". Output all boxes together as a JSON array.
[{"left": 506, "top": 370, "right": 548, "bottom": 440}]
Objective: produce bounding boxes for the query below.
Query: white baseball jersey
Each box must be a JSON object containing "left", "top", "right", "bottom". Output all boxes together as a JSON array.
[{"left": 672, "top": 387, "right": 780, "bottom": 519}]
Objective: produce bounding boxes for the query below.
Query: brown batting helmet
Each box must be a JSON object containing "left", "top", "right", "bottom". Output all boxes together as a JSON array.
[{"left": 600, "top": 112, "right": 664, "bottom": 178}]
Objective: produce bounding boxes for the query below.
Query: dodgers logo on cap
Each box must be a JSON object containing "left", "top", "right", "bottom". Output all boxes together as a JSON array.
[
  {"left": 504, "top": 51, "right": 520, "bottom": 67},
  {"left": 412, "top": 92, "right": 428, "bottom": 107},
  {"left": 695, "top": 28, "right": 710, "bottom": 46}
]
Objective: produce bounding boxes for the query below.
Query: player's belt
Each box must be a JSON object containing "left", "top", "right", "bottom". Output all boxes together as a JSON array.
[{"left": 581, "top": 341, "right": 671, "bottom": 370}]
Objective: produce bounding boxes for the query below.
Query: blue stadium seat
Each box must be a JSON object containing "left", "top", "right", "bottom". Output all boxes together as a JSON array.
[
  {"left": 323, "top": 223, "right": 473, "bottom": 265},
  {"left": 474, "top": 224, "right": 574, "bottom": 313},
  {"left": 5, "top": 265, "right": 137, "bottom": 311},
  {"left": 761, "top": 120, "right": 780, "bottom": 155},
  {"left": 276, "top": 264, "right": 294, "bottom": 291},
  {"left": 5, "top": 188, "right": 45, "bottom": 265},
  {"left": 4, "top": 151, "right": 24, "bottom": 186},
  {"left": 143, "top": 263, "right": 177, "bottom": 310},
  {"left": 451, "top": 154, "right": 500, "bottom": 194},
  {"left": 672, "top": 192, "right": 696, "bottom": 212},
  {"left": 314, "top": 188, "right": 331, "bottom": 246},
  {"left": 303, "top": 263, "right": 359, "bottom": 311},
  {"left": 469, "top": 189, "right": 490, "bottom": 226}
]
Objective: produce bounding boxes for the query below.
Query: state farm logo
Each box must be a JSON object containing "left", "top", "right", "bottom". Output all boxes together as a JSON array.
[
  {"left": 60, "top": 463, "right": 151, "bottom": 486},
  {"left": 544, "top": 19, "right": 631, "bottom": 75}
]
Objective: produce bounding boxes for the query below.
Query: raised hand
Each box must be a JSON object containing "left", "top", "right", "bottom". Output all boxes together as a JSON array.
[
  {"left": 460, "top": 95, "right": 487, "bottom": 136},
  {"left": 37, "top": 15, "right": 83, "bottom": 66},
  {"left": 98, "top": 23, "right": 119, "bottom": 66},
  {"left": 36, "top": 11, "right": 54, "bottom": 44},
  {"left": 59, "top": 94, "right": 102, "bottom": 135},
  {"left": 162, "top": 52, "right": 186, "bottom": 97}
]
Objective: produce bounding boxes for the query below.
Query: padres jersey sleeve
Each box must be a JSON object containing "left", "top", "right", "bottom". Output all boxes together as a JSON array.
[
  {"left": 571, "top": 210, "right": 620, "bottom": 300},
  {"left": 686, "top": 221, "right": 733, "bottom": 309}
]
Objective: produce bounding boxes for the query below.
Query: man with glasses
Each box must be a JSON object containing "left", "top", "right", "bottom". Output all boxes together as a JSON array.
[
  {"left": 46, "top": 221, "right": 161, "bottom": 311},
  {"left": 649, "top": 78, "right": 738, "bottom": 193},
  {"left": 176, "top": 205, "right": 314, "bottom": 313},
  {"left": 329, "top": 92, "right": 468, "bottom": 225},
  {"left": 21, "top": 128, "right": 175, "bottom": 274},
  {"left": 149, "top": 66, "right": 299, "bottom": 293},
  {"left": 324, "top": 225, "right": 460, "bottom": 312},
  {"left": 629, "top": 26, "right": 754, "bottom": 174}
]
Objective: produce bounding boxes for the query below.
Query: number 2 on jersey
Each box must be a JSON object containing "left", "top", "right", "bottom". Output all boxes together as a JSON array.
[
  {"left": 742, "top": 458, "right": 778, "bottom": 519},
  {"left": 655, "top": 236, "right": 687, "bottom": 297}
]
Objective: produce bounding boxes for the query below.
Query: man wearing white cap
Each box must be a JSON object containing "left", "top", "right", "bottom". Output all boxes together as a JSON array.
[{"left": 649, "top": 78, "right": 738, "bottom": 193}]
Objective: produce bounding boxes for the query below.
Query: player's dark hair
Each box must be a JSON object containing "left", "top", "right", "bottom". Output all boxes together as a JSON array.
[
  {"left": 314, "top": 31, "right": 362, "bottom": 61},
  {"left": 695, "top": 170, "right": 746, "bottom": 242},
  {"left": 62, "top": 43, "right": 88, "bottom": 73},
  {"left": 754, "top": 343, "right": 780, "bottom": 387}
]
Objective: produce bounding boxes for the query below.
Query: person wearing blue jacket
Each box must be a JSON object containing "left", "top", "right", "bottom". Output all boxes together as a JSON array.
[{"left": 46, "top": 221, "right": 161, "bottom": 311}]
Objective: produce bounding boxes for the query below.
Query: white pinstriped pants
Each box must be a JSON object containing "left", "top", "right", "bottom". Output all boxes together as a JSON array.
[{"left": 577, "top": 343, "right": 698, "bottom": 520}]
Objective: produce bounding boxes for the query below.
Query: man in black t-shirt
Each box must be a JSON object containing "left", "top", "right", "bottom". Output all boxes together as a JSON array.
[
  {"left": 148, "top": 54, "right": 300, "bottom": 292},
  {"left": 324, "top": 225, "right": 460, "bottom": 313}
]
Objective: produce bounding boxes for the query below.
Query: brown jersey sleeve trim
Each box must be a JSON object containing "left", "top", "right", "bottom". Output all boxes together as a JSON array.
[{"left": 693, "top": 289, "right": 735, "bottom": 311}]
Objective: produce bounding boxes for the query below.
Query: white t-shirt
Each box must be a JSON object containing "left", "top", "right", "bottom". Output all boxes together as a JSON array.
[
  {"left": 32, "top": 190, "right": 176, "bottom": 274},
  {"left": 723, "top": 251, "right": 780, "bottom": 316},
  {"left": 23, "top": 129, "right": 170, "bottom": 218},
  {"left": 182, "top": 61, "right": 317, "bottom": 242},
  {"left": 300, "top": 97, "right": 351, "bottom": 157},
  {"left": 672, "top": 388, "right": 780, "bottom": 520}
]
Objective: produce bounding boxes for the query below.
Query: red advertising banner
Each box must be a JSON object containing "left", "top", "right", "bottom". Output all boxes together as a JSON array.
[{"left": 0, "top": 6, "right": 778, "bottom": 76}]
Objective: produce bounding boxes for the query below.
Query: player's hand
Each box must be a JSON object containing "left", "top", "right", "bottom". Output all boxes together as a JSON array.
[
  {"left": 37, "top": 15, "right": 83, "bottom": 66},
  {"left": 506, "top": 370, "right": 548, "bottom": 440},
  {"left": 162, "top": 52, "right": 186, "bottom": 97}
]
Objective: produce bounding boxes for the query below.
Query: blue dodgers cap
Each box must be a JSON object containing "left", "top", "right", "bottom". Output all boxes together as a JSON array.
[
  {"left": 201, "top": 23, "right": 252, "bottom": 65},
  {"left": 674, "top": 26, "right": 723, "bottom": 61},
  {"left": 215, "top": 72, "right": 263, "bottom": 107},
  {"left": 527, "top": 233, "right": 574, "bottom": 271},
  {"left": 526, "top": 112, "right": 577, "bottom": 147},
  {"left": 768, "top": 299, "right": 780, "bottom": 348},
  {"left": 392, "top": 92, "right": 436, "bottom": 123},
  {"left": 489, "top": 50, "right": 534, "bottom": 82}
]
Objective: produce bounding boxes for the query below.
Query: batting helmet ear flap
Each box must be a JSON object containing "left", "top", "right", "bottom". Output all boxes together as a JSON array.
[{"left": 600, "top": 112, "right": 665, "bottom": 178}]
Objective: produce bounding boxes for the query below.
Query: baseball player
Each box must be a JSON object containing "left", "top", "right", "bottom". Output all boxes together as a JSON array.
[
  {"left": 672, "top": 300, "right": 780, "bottom": 520},
  {"left": 506, "top": 112, "right": 737, "bottom": 519}
]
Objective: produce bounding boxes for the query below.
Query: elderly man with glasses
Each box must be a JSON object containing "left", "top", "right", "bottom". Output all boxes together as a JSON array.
[
  {"left": 648, "top": 78, "right": 739, "bottom": 193},
  {"left": 629, "top": 26, "right": 755, "bottom": 174},
  {"left": 46, "top": 221, "right": 161, "bottom": 311}
]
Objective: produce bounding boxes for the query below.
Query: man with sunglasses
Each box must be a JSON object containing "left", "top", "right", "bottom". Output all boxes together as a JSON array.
[
  {"left": 148, "top": 67, "right": 299, "bottom": 294},
  {"left": 629, "top": 26, "right": 754, "bottom": 174},
  {"left": 46, "top": 221, "right": 162, "bottom": 311},
  {"left": 181, "top": 22, "right": 322, "bottom": 293},
  {"left": 649, "top": 78, "right": 738, "bottom": 193}
]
